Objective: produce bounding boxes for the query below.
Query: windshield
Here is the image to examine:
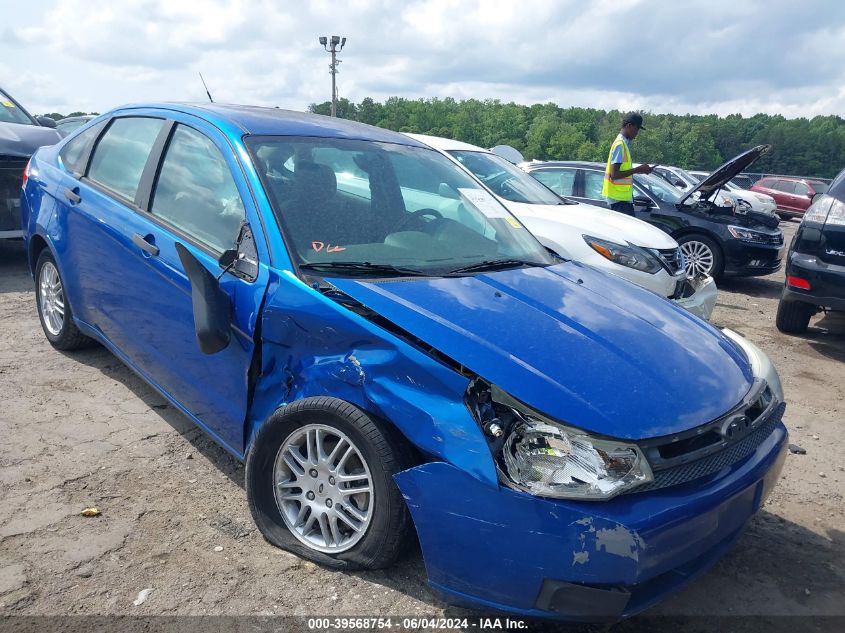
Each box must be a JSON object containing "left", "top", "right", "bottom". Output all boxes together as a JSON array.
[
  {"left": 674, "top": 168, "right": 700, "bottom": 187},
  {"left": 446, "top": 150, "right": 565, "bottom": 205},
  {"left": 808, "top": 181, "right": 829, "bottom": 194},
  {"left": 248, "top": 137, "right": 553, "bottom": 276},
  {"left": 0, "top": 89, "right": 35, "bottom": 126},
  {"left": 634, "top": 173, "right": 686, "bottom": 204}
]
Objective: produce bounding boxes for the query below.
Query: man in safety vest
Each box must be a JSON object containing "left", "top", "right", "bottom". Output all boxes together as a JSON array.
[{"left": 602, "top": 112, "right": 655, "bottom": 216}]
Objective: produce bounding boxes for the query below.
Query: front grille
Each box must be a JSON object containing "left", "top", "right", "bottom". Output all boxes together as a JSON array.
[
  {"left": 0, "top": 156, "right": 28, "bottom": 232},
  {"left": 633, "top": 401, "right": 785, "bottom": 494},
  {"left": 656, "top": 247, "right": 684, "bottom": 274}
]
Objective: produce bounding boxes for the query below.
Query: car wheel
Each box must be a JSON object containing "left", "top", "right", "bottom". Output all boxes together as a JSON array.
[
  {"left": 678, "top": 234, "right": 724, "bottom": 279},
  {"left": 246, "top": 397, "right": 415, "bottom": 570},
  {"left": 776, "top": 298, "right": 815, "bottom": 334},
  {"left": 34, "top": 250, "right": 92, "bottom": 350}
]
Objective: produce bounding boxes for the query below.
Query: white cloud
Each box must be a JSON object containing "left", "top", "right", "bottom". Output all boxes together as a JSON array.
[{"left": 2, "top": 0, "right": 844, "bottom": 117}]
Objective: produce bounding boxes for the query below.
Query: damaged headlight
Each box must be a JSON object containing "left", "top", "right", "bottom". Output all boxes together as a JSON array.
[{"left": 469, "top": 384, "right": 653, "bottom": 500}]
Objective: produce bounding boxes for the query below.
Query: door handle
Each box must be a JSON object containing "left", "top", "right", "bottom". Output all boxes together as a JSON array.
[
  {"left": 63, "top": 187, "right": 81, "bottom": 204},
  {"left": 132, "top": 233, "right": 160, "bottom": 257}
]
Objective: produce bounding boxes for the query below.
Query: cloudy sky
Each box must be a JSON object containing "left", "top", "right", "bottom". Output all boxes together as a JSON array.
[{"left": 2, "top": 0, "right": 844, "bottom": 118}]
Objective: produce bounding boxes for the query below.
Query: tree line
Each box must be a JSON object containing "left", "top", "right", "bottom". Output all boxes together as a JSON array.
[{"left": 310, "top": 97, "right": 845, "bottom": 179}]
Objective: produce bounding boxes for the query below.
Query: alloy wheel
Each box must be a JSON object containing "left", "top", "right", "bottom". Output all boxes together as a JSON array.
[
  {"left": 680, "top": 240, "right": 714, "bottom": 278},
  {"left": 39, "top": 261, "right": 65, "bottom": 336},
  {"left": 273, "top": 424, "right": 374, "bottom": 553}
]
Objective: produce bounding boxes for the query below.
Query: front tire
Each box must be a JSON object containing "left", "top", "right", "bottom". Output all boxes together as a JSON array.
[
  {"left": 776, "top": 298, "right": 815, "bottom": 334},
  {"left": 34, "top": 250, "right": 91, "bottom": 350},
  {"left": 246, "top": 397, "right": 415, "bottom": 570},
  {"left": 678, "top": 233, "right": 724, "bottom": 279}
]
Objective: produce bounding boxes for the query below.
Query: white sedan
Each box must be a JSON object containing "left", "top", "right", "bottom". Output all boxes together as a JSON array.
[{"left": 405, "top": 133, "right": 717, "bottom": 320}]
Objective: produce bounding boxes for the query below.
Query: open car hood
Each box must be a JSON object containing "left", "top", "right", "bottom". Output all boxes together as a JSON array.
[
  {"left": 679, "top": 145, "right": 771, "bottom": 205},
  {"left": 329, "top": 262, "right": 753, "bottom": 440}
]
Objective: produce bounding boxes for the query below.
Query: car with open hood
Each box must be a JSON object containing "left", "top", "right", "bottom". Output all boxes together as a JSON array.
[
  {"left": 21, "top": 104, "right": 787, "bottom": 622},
  {"left": 404, "top": 133, "right": 716, "bottom": 320},
  {"left": 1, "top": 85, "right": 62, "bottom": 238},
  {"left": 689, "top": 170, "right": 778, "bottom": 216},
  {"left": 524, "top": 146, "right": 785, "bottom": 280},
  {"left": 776, "top": 167, "right": 845, "bottom": 333}
]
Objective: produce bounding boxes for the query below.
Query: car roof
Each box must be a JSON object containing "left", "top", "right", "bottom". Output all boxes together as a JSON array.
[
  {"left": 111, "top": 102, "right": 426, "bottom": 146},
  {"left": 526, "top": 160, "right": 604, "bottom": 170},
  {"left": 404, "top": 133, "right": 488, "bottom": 153}
]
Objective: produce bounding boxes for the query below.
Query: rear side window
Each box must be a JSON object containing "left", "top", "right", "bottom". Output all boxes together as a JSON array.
[
  {"left": 773, "top": 180, "right": 796, "bottom": 193},
  {"left": 150, "top": 124, "right": 245, "bottom": 253},
  {"left": 532, "top": 169, "right": 575, "bottom": 196},
  {"left": 59, "top": 120, "right": 107, "bottom": 176},
  {"left": 88, "top": 117, "right": 164, "bottom": 201}
]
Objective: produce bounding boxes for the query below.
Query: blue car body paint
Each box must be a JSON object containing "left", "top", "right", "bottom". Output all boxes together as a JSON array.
[{"left": 21, "top": 103, "right": 787, "bottom": 620}]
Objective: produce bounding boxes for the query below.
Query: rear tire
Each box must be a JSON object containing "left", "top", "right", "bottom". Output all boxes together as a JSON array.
[
  {"left": 34, "top": 250, "right": 92, "bottom": 350},
  {"left": 246, "top": 397, "right": 415, "bottom": 570},
  {"left": 776, "top": 298, "right": 815, "bottom": 334}
]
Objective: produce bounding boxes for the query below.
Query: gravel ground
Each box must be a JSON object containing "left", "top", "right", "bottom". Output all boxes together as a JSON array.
[{"left": 1, "top": 220, "right": 843, "bottom": 631}]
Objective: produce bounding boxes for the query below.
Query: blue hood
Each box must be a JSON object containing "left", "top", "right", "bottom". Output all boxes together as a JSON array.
[{"left": 329, "top": 262, "right": 754, "bottom": 440}]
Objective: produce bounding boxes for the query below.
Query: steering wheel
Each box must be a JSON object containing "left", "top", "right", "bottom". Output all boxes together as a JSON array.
[{"left": 390, "top": 207, "right": 444, "bottom": 234}]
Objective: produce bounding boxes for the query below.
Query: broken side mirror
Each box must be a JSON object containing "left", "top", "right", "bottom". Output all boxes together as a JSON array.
[{"left": 175, "top": 243, "right": 232, "bottom": 355}]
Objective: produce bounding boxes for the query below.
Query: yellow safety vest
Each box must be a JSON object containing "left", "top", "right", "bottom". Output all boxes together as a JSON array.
[{"left": 602, "top": 134, "right": 633, "bottom": 202}]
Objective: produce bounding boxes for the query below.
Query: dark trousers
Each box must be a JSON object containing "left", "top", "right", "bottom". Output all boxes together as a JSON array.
[{"left": 610, "top": 201, "right": 635, "bottom": 217}]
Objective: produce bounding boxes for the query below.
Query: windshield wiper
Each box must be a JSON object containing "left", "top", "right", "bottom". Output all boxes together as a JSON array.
[
  {"left": 299, "top": 261, "right": 432, "bottom": 277},
  {"left": 447, "top": 258, "right": 548, "bottom": 275}
]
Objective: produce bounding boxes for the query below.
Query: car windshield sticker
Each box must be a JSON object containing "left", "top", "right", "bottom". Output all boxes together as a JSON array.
[
  {"left": 506, "top": 217, "right": 523, "bottom": 229},
  {"left": 457, "top": 188, "right": 508, "bottom": 219},
  {"left": 1, "top": 101, "right": 14, "bottom": 108}
]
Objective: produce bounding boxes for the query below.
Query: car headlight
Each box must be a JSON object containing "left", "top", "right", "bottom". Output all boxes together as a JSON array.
[
  {"left": 583, "top": 235, "right": 663, "bottom": 274},
  {"left": 727, "top": 225, "right": 774, "bottom": 243},
  {"left": 468, "top": 383, "right": 653, "bottom": 500},
  {"left": 721, "top": 328, "right": 784, "bottom": 402}
]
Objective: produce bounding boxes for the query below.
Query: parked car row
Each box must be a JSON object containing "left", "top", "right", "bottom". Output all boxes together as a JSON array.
[
  {"left": 520, "top": 148, "right": 785, "bottom": 280},
  {"left": 20, "top": 104, "right": 789, "bottom": 622},
  {"left": 406, "top": 133, "right": 716, "bottom": 319}
]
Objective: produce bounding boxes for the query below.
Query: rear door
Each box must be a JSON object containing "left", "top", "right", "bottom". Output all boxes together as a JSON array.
[
  {"left": 792, "top": 181, "right": 813, "bottom": 213},
  {"left": 59, "top": 113, "right": 268, "bottom": 454}
]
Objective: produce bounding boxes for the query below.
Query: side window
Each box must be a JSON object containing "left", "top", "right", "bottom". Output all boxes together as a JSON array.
[
  {"left": 794, "top": 182, "right": 810, "bottom": 196},
  {"left": 774, "top": 180, "right": 796, "bottom": 193},
  {"left": 59, "top": 120, "right": 107, "bottom": 176},
  {"left": 532, "top": 169, "right": 575, "bottom": 196},
  {"left": 583, "top": 170, "right": 606, "bottom": 199},
  {"left": 87, "top": 117, "right": 164, "bottom": 201},
  {"left": 150, "top": 124, "right": 245, "bottom": 253}
]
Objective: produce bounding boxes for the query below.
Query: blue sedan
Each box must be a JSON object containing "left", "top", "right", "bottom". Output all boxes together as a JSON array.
[{"left": 21, "top": 103, "right": 788, "bottom": 621}]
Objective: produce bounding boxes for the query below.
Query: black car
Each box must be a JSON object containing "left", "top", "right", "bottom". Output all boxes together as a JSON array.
[
  {"left": 524, "top": 146, "right": 784, "bottom": 280},
  {"left": 1, "top": 85, "right": 63, "bottom": 239},
  {"left": 776, "top": 167, "right": 845, "bottom": 333}
]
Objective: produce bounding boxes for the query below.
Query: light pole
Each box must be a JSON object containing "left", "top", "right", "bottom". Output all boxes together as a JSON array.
[{"left": 319, "top": 35, "right": 346, "bottom": 117}]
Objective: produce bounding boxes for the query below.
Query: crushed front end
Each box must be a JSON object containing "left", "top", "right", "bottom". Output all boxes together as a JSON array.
[{"left": 395, "top": 375, "right": 787, "bottom": 621}]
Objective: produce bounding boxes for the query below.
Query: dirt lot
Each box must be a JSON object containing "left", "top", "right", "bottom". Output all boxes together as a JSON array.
[{"left": 1, "top": 221, "right": 843, "bottom": 630}]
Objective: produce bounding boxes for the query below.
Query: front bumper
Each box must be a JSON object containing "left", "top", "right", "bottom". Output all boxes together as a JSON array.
[
  {"left": 673, "top": 275, "right": 717, "bottom": 320},
  {"left": 395, "top": 413, "right": 787, "bottom": 621},
  {"left": 723, "top": 239, "right": 785, "bottom": 276},
  {"left": 783, "top": 251, "right": 845, "bottom": 310}
]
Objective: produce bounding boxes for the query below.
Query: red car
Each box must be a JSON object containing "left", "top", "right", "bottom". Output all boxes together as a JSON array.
[{"left": 751, "top": 176, "right": 829, "bottom": 218}]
